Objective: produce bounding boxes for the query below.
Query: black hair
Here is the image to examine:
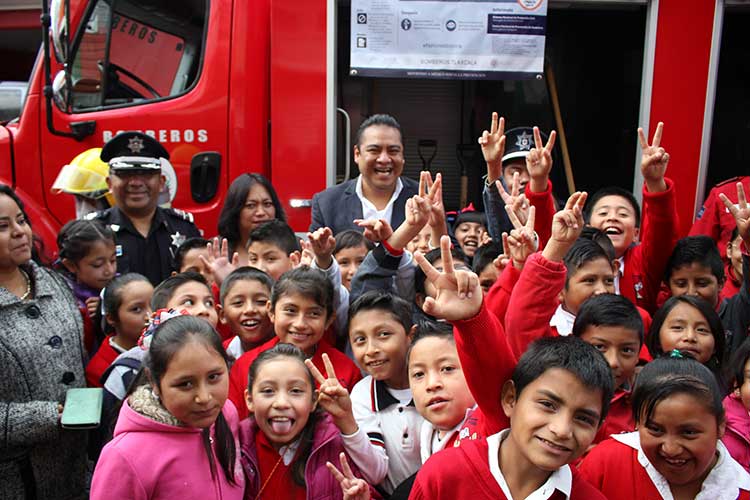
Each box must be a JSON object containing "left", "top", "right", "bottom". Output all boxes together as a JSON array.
[
  {"left": 572, "top": 293, "right": 643, "bottom": 345},
  {"left": 727, "top": 337, "right": 750, "bottom": 392},
  {"left": 647, "top": 295, "right": 726, "bottom": 377},
  {"left": 665, "top": 236, "right": 725, "bottom": 284},
  {"left": 174, "top": 237, "right": 209, "bottom": 271},
  {"left": 354, "top": 114, "right": 403, "bottom": 148},
  {"left": 512, "top": 336, "right": 614, "bottom": 424},
  {"left": 406, "top": 318, "right": 454, "bottom": 364},
  {"left": 57, "top": 219, "right": 115, "bottom": 263},
  {"left": 731, "top": 227, "right": 741, "bottom": 244},
  {"left": 151, "top": 271, "right": 210, "bottom": 310},
  {"left": 102, "top": 273, "right": 151, "bottom": 333},
  {"left": 248, "top": 219, "right": 300, "bottom": 255},
  {"left": 217, "top": 173, "right": 286, "bottom": 252},
  {"left": 0, "top": 184, "right": 47, "bottom": 264},
  {"left": 219, "top": 266, "right": 273, "bottom": 305},
  {"left": 472, "top": 241, "right": 502, "bottom": 275},
  {"left": 333, "top": 229, "right": 374, "bottom": 255},
  {"left": 585, "top": 186, "right": 641, "bottom": 227},
  {"left": 580, "top": 226, "right": 616, "bottom": 262},
  {"left": 349, "top": 290, "right": 413, "bottom": 335},
  {"left": 452, "top": 211, "right": 487, "bottom": 231},
  {"left": 271, "top": 266, "right": 334, "bottom": 319},
  {"left": 141, "top": 315, "right": 237, "bottom": 485},
  {"left": 632, "top": 354, "right": 724, "bottom": 428},
  {"left": 414, "top": 246, "right": 469, "bottom": 296},
  {"left": 247, "top": 342, "right": 323, "bottom": 487},
  {"left": 563, "top": 238, "right": 614, "bottom": 288}
]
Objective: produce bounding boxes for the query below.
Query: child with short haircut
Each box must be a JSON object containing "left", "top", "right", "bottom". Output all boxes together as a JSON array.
[
  {"left": 86, "top": 273, "right": 153, "bottom": 387},
  {"left": 572, "top": 293, "right": 643, "bottom": 443},
  {"left": 227, "top": 266, "right": 361, "bottom": 420},
  {"left": 347, "top": 290, "right": 423, "bottom": 493},
  {"left": 408, "top": 230, "right": 612, "bottom": 498},
  {"left": 174, "top": 237, "right": 212, "bottom": 283},
  {"left": 452, "top": 210, "right": 487, "bottom": 259},
  {"left": 218, "top": 266, "right": 274, "bottom": 359},
  {"left": 664, "top": 235, "right": 725, "bottom": 309},
  {"left": 333, "top": 229, "right": 374, "bottom": 291},
  {"left": 725, "top": 227, "right": 744, "bottom": 300},
  {"left": 472, "top": 241, "right": 503, "bottom": 294},
  {"left": 579, "top": 355, "right": 750, "bottom": 499},
  {"left": 723, "top": 338, "right": 750, "bottom": 471},
  {"left": 56, "top": 218, "right": 117, "bottom": 351},
  {"left": 584, "top": 123, "right": 679, "bottom": 313},
  {"left": 247, "top": 219, "right": 301, "bottom": 281}
]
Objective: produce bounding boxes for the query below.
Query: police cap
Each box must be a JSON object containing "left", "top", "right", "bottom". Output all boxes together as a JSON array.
[
  {"left": 501, "top": 127, "right": 549, "bottom": 165},
  {"left": 101, "top": 131, "right": 170, "bottom": 172}
]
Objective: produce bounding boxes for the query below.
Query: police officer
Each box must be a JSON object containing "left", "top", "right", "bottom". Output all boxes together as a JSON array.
[{"left": 87, "top": 132, "right": 201, "bottom": 285}]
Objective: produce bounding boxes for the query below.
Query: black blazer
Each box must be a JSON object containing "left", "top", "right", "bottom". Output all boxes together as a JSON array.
[{"left": 309, "top": 176, "right": 419, "bottom": 234}]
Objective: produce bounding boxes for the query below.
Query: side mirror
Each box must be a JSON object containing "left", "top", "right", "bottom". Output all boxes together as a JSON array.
[
  {"left": 52, "top": 70, "right": 69, "bottom": 112},
  {"left": 50, "top": 0, "right": 69, "bottom": 64}
]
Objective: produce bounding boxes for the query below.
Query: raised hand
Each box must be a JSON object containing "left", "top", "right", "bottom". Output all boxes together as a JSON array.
[
  {"left": 307, "top": 227, "right": 337, "bottom": 269},
  {"left": 200, "top": 237, "right": 238, "bottom": 286},
  {"left": 413, "top": 235, "right": 482, "bottom": 321},
  {"left": 543, "top": 191, "right": 587, "bottom": 262},
  {"left": 526, "top": 126, "right": 557, "bottom": 193},
  {"left": 506, "top": 205, "right": 537, "bottom": 269},
  {"left": 496, "top": 172, "right": 530, "bottom": 226},
  {"left": 298, "top": 239, "right": 315, "bottom": 267},
  {"left": 638, "top": 122, "right": 669, "bottom": 192},
  {"left": 478, "top": 112, "right": 506, "bottom": 183},
  {"left": 421, "top": 171, "right": 447, "bottom": 231},
  {"left": 327, "top": 453, "right": 371, "bottom": 500},
  {"left": 354, "top": 218, "right": 393, "bottom": 244},
  {"left": 305, "top": 353, "right": 358, "bottom": 435},
  {"left": 404, "top": 195, "right": 431, "bottom": 229},
  {"left": 720, "top": 182, "right": 750, "bottom": 246}
]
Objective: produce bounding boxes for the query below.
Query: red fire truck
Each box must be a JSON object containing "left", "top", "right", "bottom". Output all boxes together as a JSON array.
[{"left": 0, "top": 0, "right": 729, "bottom": 251}]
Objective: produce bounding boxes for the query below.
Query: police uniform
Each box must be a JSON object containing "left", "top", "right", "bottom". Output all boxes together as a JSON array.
[
  {"left": 89, "top": 132, "right": 201, "bottom": 285},
  {"left": 690, "top": 175, "right": 750, "bottom": 260}
]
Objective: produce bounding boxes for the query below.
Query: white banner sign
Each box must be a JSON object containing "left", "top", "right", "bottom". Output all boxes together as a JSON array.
[{"left": 350, "top": 0, "right": 547, "bottom": 80}]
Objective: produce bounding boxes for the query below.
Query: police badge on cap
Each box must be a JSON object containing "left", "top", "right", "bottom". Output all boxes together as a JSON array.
[
  {"left": 501, "top": 127, "right": 549, "bottom": 164},
  {"left": 101, "top": 131, "right": 170, "bottom": 171}
]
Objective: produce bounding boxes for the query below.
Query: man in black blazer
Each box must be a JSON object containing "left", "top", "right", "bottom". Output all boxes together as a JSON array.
[{"left": 310, "top": 114, "right": 419, "bottom": 234}]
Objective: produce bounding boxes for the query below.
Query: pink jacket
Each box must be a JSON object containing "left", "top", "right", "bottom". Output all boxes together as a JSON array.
[
  {"left": 723, "top": 394, "right": 750, "bottom": 472},
  {"left": 239, "top": 414, "right": 375, "bottom": 500},
  {"left": 91, "top": 398, "right": 245, "bottom": 500}
]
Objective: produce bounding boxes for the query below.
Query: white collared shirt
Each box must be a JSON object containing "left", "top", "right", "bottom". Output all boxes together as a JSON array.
[
  {"left": 355, "top": 175, "right": 404, "bottom": 224},
  {"left": 613, "top": 256, "right": 625, "bottom": 295},
  {"left": 487, "top": 429, "right": 572, "bottom": 500},
  {"left": 225, "top": 336, "right": 244, "bottom": 360},
  {"left": 419, "top": 405, "right": 476, "bottom": 463},
  {"left": 549, "top": 304, "right": 576, "bottom": 337},
  {"left": 612, "top": 431, "right": 750, "bottom": 500}
]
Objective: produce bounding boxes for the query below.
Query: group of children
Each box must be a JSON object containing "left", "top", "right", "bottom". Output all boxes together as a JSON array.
[{"left": 48, "top": 112, "right": 750, "bottom": 499}]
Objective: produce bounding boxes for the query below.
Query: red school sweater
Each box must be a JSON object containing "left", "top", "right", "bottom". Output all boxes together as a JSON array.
[
  {"left": 85, "top": 335, "right": 121, "bottom": 387},
  {"left": 228, "top": 336, "right": 362, "bottom": 420},
  {"left": 620, "top": 178, "right": 680, "bottom": 314},
  {"left": 579, "top": 436, "right": 750, "bottom": 500},
  {"left": 410, "top": 436, "right": 606, "bottom": 500},
  {"left": 484, "top": 264, "right": 520, "bottom": 326}
]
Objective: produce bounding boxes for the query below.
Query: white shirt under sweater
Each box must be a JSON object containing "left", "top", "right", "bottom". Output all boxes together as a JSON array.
[
  {"left": 355, "top": 175, "right": 404, "bottom": 224},
  {"left": 350, "top": 374, "right": 423, "bottom": 493}
]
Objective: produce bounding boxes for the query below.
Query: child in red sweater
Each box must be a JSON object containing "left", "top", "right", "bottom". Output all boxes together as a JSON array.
[
  {"left": 408, "top": 228, "right": 613, "bottom": 499},
  {"left": 579, "top": 355, "right": 750, "bottom": 499},
  {"left": 85, "top": 273, "right": 153, "bottom": 387},
  {"left": 228, "top": 266, "right": 361, "bottom": 420}
]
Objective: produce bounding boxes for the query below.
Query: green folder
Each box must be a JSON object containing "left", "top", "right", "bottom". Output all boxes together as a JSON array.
[{"left": 61, "top": 388, "right": 103, "bottom": 429}]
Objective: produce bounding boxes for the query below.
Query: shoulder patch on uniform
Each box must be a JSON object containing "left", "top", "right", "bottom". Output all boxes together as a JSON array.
[
  {"left": 716, "top": 176, "right": 743, "bottom": 187},
  {"left": 170, "top": 208, "right": 194, "bottom": 223}
]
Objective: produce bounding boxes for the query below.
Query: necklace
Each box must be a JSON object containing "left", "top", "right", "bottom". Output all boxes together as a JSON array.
[
  {"left": 18, "top": 268, "right": 31, "bottom": 301},
  {"left": 253, "top": 454, "right": 285, "bottom": 500}
]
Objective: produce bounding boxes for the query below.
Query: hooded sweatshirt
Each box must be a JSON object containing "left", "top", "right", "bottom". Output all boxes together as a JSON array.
[{"left": 91, "top": 385, "right": 245, "bottom": 500}]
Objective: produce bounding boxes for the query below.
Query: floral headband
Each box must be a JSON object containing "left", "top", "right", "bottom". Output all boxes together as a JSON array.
[{"left": 138, "top": 308, "right": 190, "bottom": 350}]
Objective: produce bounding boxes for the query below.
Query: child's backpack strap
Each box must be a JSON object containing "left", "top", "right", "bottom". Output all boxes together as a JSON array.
[{"left": 99, "top": 356, "right": 143, "bottom": 387}]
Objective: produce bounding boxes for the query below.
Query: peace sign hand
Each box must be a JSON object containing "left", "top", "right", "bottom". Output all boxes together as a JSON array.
[
  {"left": 414, "top": 235, "right": 482, "bottom": 321},
  {"left": 305, "top": 354, "right": 358, "bottom": 435},
  {"left": 420, "top": 171, "right": 447, "bottom": 230},
  {"left": 720, "top": 182, "right": 750, "bottom": 247},
  {"left": 543, "top": 192, "right": 587, "bottom": 262},
  {"left": 492, "top": 233, "right": 512, "bottom": 273},
  {"left": 638, "top": 122, "right": 669, "bottom": 192},
  {"left": 526, "top": 127, "right": 557, "bottom": 192},
  {"left": 496, "top": 172, "right": 530, "bottom": 226},
  {"left": 327, "top": 453, "right": 372, "bottom": 500},
  {"left": 506, "top": 205, "right": 537, "bottom": 269},
  {"left": 478, "top": 112, "right": 506, "bottom": 183}
]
